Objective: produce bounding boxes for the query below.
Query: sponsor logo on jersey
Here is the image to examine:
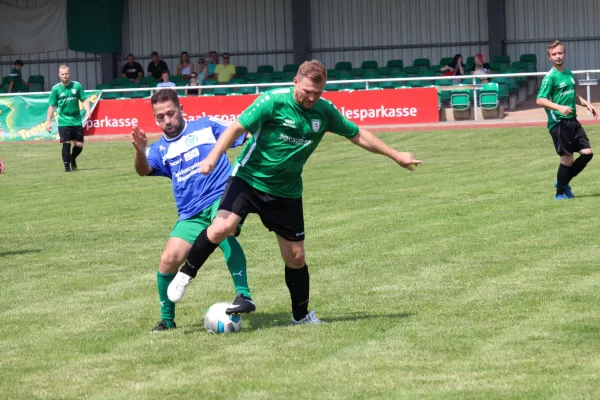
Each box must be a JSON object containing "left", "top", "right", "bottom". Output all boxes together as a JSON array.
[
  {"left": 283, "top": 118, "right": 296, "bottom": 128},
  {"left": 60, "top": 92, "right": 66, "bottom": 97},
  {"left": 183, "top": 148, "right": 200, "bottom": 162},
  {"left": 311, "top": 119, "right": 321, "bottom": 133}
]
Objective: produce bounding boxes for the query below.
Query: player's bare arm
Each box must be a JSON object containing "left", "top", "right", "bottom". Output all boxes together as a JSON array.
[
  {"left": 350, "top": 128, "right": 423, "bottom": 171},
  {"left": 131, "top": 126, "right": 153, "bottom": 176},
  {"left": 536, "top": 97, "right": 572, "bottom": 116},
  {"left": 82, "top": 99, "right": 92, "bottom": 120},
  {"left": 199, "top": 121, "right": 246, "bottom": 175},
  {"left": 45, "top": 105, "right": 55, "bottom": 132},
  {"left": 577, "top": 94, "right": 598, "bottom": 118}
]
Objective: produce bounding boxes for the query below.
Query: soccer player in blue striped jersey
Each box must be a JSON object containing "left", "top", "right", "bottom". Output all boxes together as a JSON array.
[{"left": 131, "top": 89, "right": 254, "bottom": 332}]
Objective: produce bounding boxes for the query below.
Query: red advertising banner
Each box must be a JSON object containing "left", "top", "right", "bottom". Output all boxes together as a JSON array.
[{"left": 84, "top": 88, "right": 438, "bottom": 136}]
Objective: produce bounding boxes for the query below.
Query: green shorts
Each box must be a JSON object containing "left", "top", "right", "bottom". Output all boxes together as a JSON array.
[{"left": 170, "top": 198, "right": 241, "bottom": 244}]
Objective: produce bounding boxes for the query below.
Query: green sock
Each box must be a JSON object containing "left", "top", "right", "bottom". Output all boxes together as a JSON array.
[
  {"left": 219, "top": 236, "right": 251, "bottom": 298},
  {"left": 157, "top": 271, "right": 176, "bottom": 327}
]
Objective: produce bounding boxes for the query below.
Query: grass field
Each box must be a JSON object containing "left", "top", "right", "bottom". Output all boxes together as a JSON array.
[{"left": 2, "top": 127, "right": 600, "bottom": 399}]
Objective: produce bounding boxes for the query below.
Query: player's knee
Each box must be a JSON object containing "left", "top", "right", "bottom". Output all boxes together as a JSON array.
[
  {"left": 561, "top": 156, "right": 574, "bottom": 166},
  {"left": 208, "top": 220, "right": 237, "bottom": 243},
  {"left": 284, "top": 248, "right": 305, "bottom": 268},
  {"left": 159, "top": 251, "right": 183, "bottom": 273},
  {"left": 580, "top": 149, "right": 593, "bottom": 157}
]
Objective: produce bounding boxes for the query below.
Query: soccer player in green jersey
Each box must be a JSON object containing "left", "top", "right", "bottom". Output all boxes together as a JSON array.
[
  {"left": 168, "top": 60, "right": 423, "bottom": 323},
  {"left": 536, "top": 40, "right": 597, "bottom": 200},
  {"left": 45, "top": 65, "right": 91, "bottom": 172}
]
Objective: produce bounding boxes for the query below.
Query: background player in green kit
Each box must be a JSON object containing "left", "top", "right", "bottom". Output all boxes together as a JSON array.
[
  {"left": 536, "top": 40, "right": 598, "bottom": 200},
  {"left": 168, "top": 60, "right": 423, "bottom": 323},
  {"left": 45, "top": 65, "right": 91, "bottom": 172}
]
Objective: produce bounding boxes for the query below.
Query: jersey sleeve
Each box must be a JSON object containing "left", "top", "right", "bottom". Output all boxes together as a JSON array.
[
  {"left": 325, "top": 101, "right": 359, "bottom": 138},
  {"left": 537, "top": 74, "right": 553, "bottom": 99},
  {"left": 49, "top": 87, "right": 58, "bottom": 107},
  {"left": 77, "top": 83, "right": 88, "bottom": 101},
  {"left": 145, "top": 145, "right": 168, "bottom": 177},
  {"left": 237, "top": 92, "right": 275, "bottom": 133},
  {"left": 208, "top": 117, "right": 245, "bottom": 148}
]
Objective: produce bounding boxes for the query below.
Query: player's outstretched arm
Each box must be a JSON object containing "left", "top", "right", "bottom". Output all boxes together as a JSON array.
[
  {"left": 199, "top": 120, "right": 246, "bottom": 175},
  {"left": 536, "top": 97, "right": 573, "bottom": 116},
  {"left": 350, "top": 128, "right": 423, "bottom": 172},
  {"left": 131, "top": 126, "right": 153, "bottom": 176}
]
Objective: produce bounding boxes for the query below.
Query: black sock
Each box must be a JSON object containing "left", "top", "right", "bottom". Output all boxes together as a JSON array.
[
  {"left": 569, "top": 153, "right": 593, "bottom": 180},
  {"left": 285, "top": 264, "right": 310, "bottom": 321},
  {"left": 180, "top": 229, "right": 219, "bottom": 278},
  {"left": 62, "top": 143, "right": 71, "bottom": 169},
  {"left": 556, "top": 163, "right": 572, "bottom": 195},
  {"left": 71, "top": 145, "right": 83, "bottom": 162}
]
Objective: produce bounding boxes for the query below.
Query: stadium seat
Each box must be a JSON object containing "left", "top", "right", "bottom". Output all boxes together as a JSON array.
[
  {"left": 350, "top": 68, "right": 365, "bottom": 78},
  {"left": 213, "top": 87, "right": 229, "bottom": 96},
  {"left": 390, "top": 71, "right": 408, "bottom": 87},
  {"left": 403, "top": 66, "right": 421, "bottom": 77},
  {"left": 435, "top": 79, "right": 453, "bottom": 104},
  {"left": 489, "top": 62, "right": 502, "bottom": 73},
  {"left": 451, "top": 88, "right": 471, "bottom": 110},
  {"left": 349, "top": 81, "right": 366, "bottom": 90},
  {"left": 112, "top": 77, "right": 130, "bottom": 86},
  {"left": 361, "top": 60, "right": 378, "bottom": 73},
  {"left": 122, "top": 83, "right": 146, "bottom": 99},
  {"left": 244, "top": 73, "right": 259, "bottom": 83},
  {"left": 27, "top": 75, "right": 45, "bottom": 88},
  {"left": 0, "top": 87, "right": 6, "bottom": 94},
  {"left": 430, "top": 65, "right": 443, "bottom": 76},
  {"left": 240, "top": 86, "right": 257, "bottom": 95},
  {"left": 327, "top": 69, "right": 339, "bottom": 79},
  {"left": 258, "top": 75, "right": 273, "bottom": 84},
  {"left": 439, "top": 57, "right": 454, "bottom": 67},
  {"left": 376, "top": 67, "right": 392, "bottom": 78},
  {"left": 386, "top": 59, "right": 404, "bottom": 72},
  {"left": 519, "top": 54, "right": 537, "bottom": 72},
  {"left": 335, "top": 61, "right": 352, "bottom": 71},
  {"left": 413, "top": 58, "right": 431, "bottom": 71},
  {"left": 257, "top": 65, "right": 275, "bottom": 74},
  {"left": 479, "top": 83, "right": 499, "bottom": 109},
  {"left": 493, "top": 56, "right": 511, "bottom": 69},
  {"left": 1, "top": 76, "right": 12, "bottom": 87},
  {"left": 271, "top": 71, "right": 286, "bottom": 81},
  {"left": 29, "top": 83, "right": 44, "bottom": 92},
  {"left": 466, "top": 56, "right": 475, "bottom": 65},
  {"left": 283, "top": 64, "right": 299, "bottom": 74},
  {"left": 408, "top": 79, "right": 425, "bottom": 88},
  {"left": 140, "top": 76, "right": 157, "bottom": 86},
  {"left": 325, "top": 83, "right": 341, "bottom": 91},
  {"left": 376, "top": 81, "right": 395, "bottom": 89},
  {"left": 101, "top": 90, "right": 122, "bottom": 99},
  {"left": 235, "top": 66, "right": 248, "bottom": 77}
]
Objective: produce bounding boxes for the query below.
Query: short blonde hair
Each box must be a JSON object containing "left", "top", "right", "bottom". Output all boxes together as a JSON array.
[
  {"left": 547, "top": 40, "right": 564, "bottom": 56},
  {"left": 58, "top": 64, "right": 69, "bottom": 71},
  {"left": 297, "top": 60, "right": 327, "bottom": 84}
]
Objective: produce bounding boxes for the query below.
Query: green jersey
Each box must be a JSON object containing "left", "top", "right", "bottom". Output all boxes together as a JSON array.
[
  {"left": 49, "top": 81, "right": 87, "bottom": 127},
  {"left": 235, "top": 87, "right": 359, "bottom": 198},
  {"left": 537, "top": 67, "right": 577, "bottom": 129}
]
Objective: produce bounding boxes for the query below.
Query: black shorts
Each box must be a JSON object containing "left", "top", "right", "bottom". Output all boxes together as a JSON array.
[
  {"left": 549, "top": 119, "right": 590, "bottom": 156},
  {"left": 58, "top": 126, "right": 84, "bottom": 143},
  {"left": 218, "top": 176, "right": 305, "bottom": 242}
]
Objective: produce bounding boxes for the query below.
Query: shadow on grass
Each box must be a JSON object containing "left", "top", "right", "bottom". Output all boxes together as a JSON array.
[
  {"left": 572, "top": 193, "right": 600, "bottom": 198},
  {"left": 0, "top": 249, "right": 43, "bottom": 257},
  {"left": 183, "top": 311, "right": 412, "bottom": 334}
]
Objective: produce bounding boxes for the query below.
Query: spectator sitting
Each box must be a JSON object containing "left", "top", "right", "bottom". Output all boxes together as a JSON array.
[
  {"left": 470, "top": 53, "right": 492, "bottom": 76},
  {"left": 121, "top": 53, "right": 144, "bottom": 83},
  {"left": 8, "top": 60, "right": 32, "bottom": 93},
  {"left": 207, "top": 51, "right": 218, "bottom": 78},
  {"left": 196, "top": 58, "right": 209, "bottom": 84},
  {"left": 214, "top": 52, "right": 235, "bottom": 83},
  {"left": 441, "top": 54, "right": 465, "bottom": 77},
  {"left": 185, "top": 72, "right": 201, "bottom": 96},
  {"left": 148, "top": 51, "right": 170, "bottom": 81},
  {"left": 177, "top": 51, "right": 195, "bottom": 80},
  {"left": 156, "top": 72, "right": 176, "bottom": 88}
]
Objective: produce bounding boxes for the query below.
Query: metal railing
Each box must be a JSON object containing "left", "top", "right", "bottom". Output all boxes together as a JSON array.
[{"left": 2, "top": 70, "right": 598, "bottom": 122}]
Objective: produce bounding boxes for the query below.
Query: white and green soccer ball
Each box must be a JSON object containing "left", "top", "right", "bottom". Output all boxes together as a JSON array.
[{"left": 203, "top": 302, "right": 242, "bottom": 334}]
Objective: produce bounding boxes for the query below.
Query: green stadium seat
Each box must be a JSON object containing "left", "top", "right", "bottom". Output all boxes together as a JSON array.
[
  {"left": 229, "top": 78, "right": 245, "bottom": 85},
  {"left": 413, "top": 58, "right": 431, "bottom": 70},
  {"left": 430, "top": 65, "right": 443, "bottom": 76},
  {"left": 479, "top": 82, "right": 499, "bottom": 109},
  {"left": 376, "top": 67, "right": 392, "bottom": 78},
  {"left": 350, "top": 68, "right": 365, "bottom": 78},
  {"left": 204, "top": 79, "right": 218, "bottom": 86},
  {"left": 489, "top": 62, "right": 502, "bottom": 73},
  {"left": 0, "top": 87, "right": 6, "bottom": 94},
  {"left": 244, "top": 73, "right": 259, "bottom": 83},
  {"left": 408, "top": 79, "right": 425, "bottom": 88},
  {"left": 386, "top": 59, "right": 404, "bottom": 72},
  {"left": 122, "top": 83, "right": 146, "bottom": 99},
  {"left": 451, "top": 89, "right": 471, "bottom": 111},
  {"left": 257, "top": 65, "right": 275, "bottom": 74},
  {"left": 112, "top": 77, "right": 130, "bottom": 86},
  {"left": 325, "top": 83, "right": 341, "bottom": 91},
  {"left": 235, "top": 66, "right": 248, "bottom": 77},
  {"left": 439, "top": 57, "right": 454, "bottom": 67},
  {"left": 403, "top": 66, "right": 420, "bottom": 77},
  {"left": 27, "top": 75, "right": 45, "bottom": 87},
  {"left": 377, "top": 81, "right": 396, "bottom": 90},
  {"left": 28, "top": 83, "right": 43, "bottom": 92},
  {"left": 101, "top": 90, "right": 122, "bottom": 99},
  {"left": 259, "top": 76, "right": 273, "bottom": 84},
  {"left": 1, "top": 76, "right": 12, "bottom": 86},
  {"left": 240, "top": 86, "right": 257, "bottom": 95},
  {"left": 519, "top": 54, "right": 537, "bottom": 72},
  {"left": 466, "top": 56, "right": 475, "bottom": 65},
  {"left": 491, "top": 78, "right": 510, "bottom": 101},
  {"left": 435, "top": 79, "right": 453, "bottom": 103},
  {"left": 283, "top": 64, "right": 299, "bottom": 74},
  {"left": 327, "top": 69, "right": 339, "bottom": 79},
  {"left": 361, "top": 60, "right": 378, "bottom": 73},
  {"left": 493, "top": 56, "right": 511, "bottom": 68},
  {"left": 271, "top": 71, "right": 286, "bottom": 81},
  {"left": 140, "top": 76, "right": 157, "bottom": 86},
  {"left": 390, "top": 71, "right": 408, "bottom": 87},
  {"left": 213, "top": 87, "right": 229, "bottom": 96},
  {"left": 349, "top": 81, "right": 366, "bottom": 90},
  {"left": 335, "top": 61, "right": 352, "bottom": 71}
]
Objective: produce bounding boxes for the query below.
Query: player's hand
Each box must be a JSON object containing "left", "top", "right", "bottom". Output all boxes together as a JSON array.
[
  {"left": 84, "top": 111, "right": 91, "bottom": 121},
  {"left": 45, "top": 120, "right": 52, "bottom": 133},
  {"left": 558, "top": 105, "right": 573, "bottom": 116},
  {"left": 198, "top": 157, "right": 216, "bottom": 175},
  {"left": 395, "top": 152, "right": 423, "bottom": 172},
  {"left": 131, "top": 125, "right": 148, "bottom": 153},
  {"left": 587, "top": 104, "right": 598, "bottom": 119}
]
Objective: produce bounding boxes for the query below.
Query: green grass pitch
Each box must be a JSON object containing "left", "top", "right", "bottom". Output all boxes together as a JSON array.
[{"left": 1, "top": 127, "right": 600, "bottom": 399}]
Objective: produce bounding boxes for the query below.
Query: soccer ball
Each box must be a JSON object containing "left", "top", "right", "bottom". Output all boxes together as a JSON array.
[{"left": 203, "top": 302, "right": 242, "bottom": 334}]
